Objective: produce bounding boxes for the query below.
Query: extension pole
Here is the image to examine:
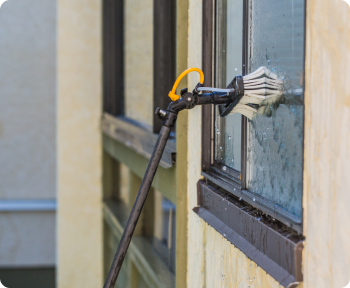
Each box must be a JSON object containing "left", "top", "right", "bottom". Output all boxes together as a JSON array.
[
  {"left": 103, "top": 125, "right": 172, "bottom": 288},
  {"left": 104, "top": 72, "right": 236, "bottom": 286}
]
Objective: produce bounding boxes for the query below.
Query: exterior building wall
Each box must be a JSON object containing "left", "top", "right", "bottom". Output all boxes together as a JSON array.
[
  {"left": 175, "top": 0, "right": 189, "bottom": 287},
  {"left": 303, "top": 1, "right": 350, "bottom": 287},
  {"left": 0, "top": 212, "right": 55, "bottom": 266},
  {"left": 0, "top": 0, "right": 56, "bottom": 267},
  {"left": 56, "top": 0, "right": 103, "bottom": 287}
]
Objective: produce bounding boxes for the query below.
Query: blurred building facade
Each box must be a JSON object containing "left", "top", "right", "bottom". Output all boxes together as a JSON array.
[
  {"left": 0, "top": 0, "right": 56, "bottom": 286},
  {"left": 1, "top": 0, "right": 350, "bottom": 288}
]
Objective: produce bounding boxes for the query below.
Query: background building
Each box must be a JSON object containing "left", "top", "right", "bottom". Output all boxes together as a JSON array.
[{"left": 0, "top": 0, "right": 56, "bottom": 286}]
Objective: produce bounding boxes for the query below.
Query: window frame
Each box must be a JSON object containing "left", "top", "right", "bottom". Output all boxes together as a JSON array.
[
  {"left": 102, "top": 1, "right": 177, "bottom": 282},
  {"left": 202, "top": 0, "right": 247, "bottom": 183},
  {"left": 102, "top": 0, "right": 176, "bottom": 169},
  {"left": 153, "top": 0, "right": 176, "bottom": 134},
  {"left": 201, "top": 0, "right": 304, "bottom": 232},
  {"left": 102, "top": 0, "right": 124, "bottom": 117}
]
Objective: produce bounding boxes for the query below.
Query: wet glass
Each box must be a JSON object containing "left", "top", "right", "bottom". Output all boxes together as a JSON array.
[
  {"left": 247, "top": 0, "right": 305, "bottom": 219},
  {"left": 214, "top": 0, "right": 243, "bottom": 171}
]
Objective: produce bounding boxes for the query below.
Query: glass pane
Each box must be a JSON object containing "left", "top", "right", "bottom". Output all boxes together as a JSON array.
[
  {"left": 214, "top": 0, "right": 243, "bottom": 171},
  {"left": 247, "top": 0, "right": 305, "bottom": 218}
]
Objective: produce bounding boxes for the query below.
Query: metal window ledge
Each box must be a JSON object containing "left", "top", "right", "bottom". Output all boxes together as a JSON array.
[
  {"left": 194, "top": 180, "right": 304, "bottom": 288},
  {"left": 202, "top": 169, "right": 302, "bottom": 233},
  {"left": 103, "top": 200, "right": 175, "bottom": 288},
  {"left": 101, "top": 113, "right": 176, "bottom": 169},
  {"left": 0, "top": 200, "right": 56, "bottom": 212}
]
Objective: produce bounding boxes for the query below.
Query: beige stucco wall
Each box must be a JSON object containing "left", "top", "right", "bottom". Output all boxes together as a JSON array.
[
  {"left": 0, "top": 212, "right": 56, "bottom": 266},
  {"left": 0, "top": 0, "right": 56, "bottom": 200},
  {"left": 303, "top": 1, "right": 350, "bottom": 287},
  {"left": 124, "top": 0, "right": 153, "bottom": 127},
  {"left": 185, "top": 0, "right": 282, "bottom": 287},
  {"left": 56, "top": 0, "right": 103, "bottom": 287},
  {"left": 0, "top": 0, "right": 56, "bottom": 266}
]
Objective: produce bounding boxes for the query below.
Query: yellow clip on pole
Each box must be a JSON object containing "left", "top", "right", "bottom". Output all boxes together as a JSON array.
[{"left": 168, "top": 68, "right": 204, "bottom": 101}]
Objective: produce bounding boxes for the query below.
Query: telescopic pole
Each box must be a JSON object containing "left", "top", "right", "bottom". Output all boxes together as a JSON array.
[{"left": 104, "top": 80, "right": 237, "bottom": 288}]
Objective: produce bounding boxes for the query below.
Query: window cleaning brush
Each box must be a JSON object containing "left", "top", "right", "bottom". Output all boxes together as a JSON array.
[{"left": 197, "top": 66, "right": 284, "bottom": 119}]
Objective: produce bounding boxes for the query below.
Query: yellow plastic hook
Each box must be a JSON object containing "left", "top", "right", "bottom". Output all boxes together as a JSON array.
[{"left": 168, "top": 68, "right": 204, "bottom": 101}]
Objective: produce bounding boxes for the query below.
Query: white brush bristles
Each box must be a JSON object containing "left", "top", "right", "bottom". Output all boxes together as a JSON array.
[{"left": 228, "top": 66, "right": 283, "bottom": 119}]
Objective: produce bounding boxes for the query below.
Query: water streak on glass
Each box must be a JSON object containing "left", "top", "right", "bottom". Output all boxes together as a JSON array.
[{"left": 247, "top": 0, "right": 305, "bottom": 218}]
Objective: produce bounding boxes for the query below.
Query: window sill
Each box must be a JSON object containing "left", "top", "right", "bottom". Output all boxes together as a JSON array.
[
  {"left": 102, "top": 134, "right": 176, "bottom": 204},
  {"left": 101, "top": 113, "right": 176, "bottom": 169},
  {"left": 202, "top": 169, "right": 302, "bottom": 233},
  {"left": 194, "top": 180, "right": 304, "bottom": 288},
  {"left": 103, "top": 200, "right": 175, "bottom": 288}
]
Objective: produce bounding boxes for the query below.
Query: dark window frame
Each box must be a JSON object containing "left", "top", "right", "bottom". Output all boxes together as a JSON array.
[
  {"left": 201, "top": 0, "right": 304, "bottom": 232},
  {"left": 102, "top": 0, "right": 124, "bottom": 116},
  {"left": 153, "top": 0, "right": 176, "bottom": 134},
  {"left": 102, "top": 0, "right": 176, "bottom": 168},
  {"left": 202, "top": 0, "right": 246, "bottom": 186}
]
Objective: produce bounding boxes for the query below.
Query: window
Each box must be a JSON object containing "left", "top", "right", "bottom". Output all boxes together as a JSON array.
[
  {"left": 147, "top": 191, "right": 176, "bottom": 274},
  {"left": 103, "top": 0, "right": 175, "bottom": 131},
  {"left": 202, "top": 0, "right": 304, "bottom": 230},
  {"left": 102, "top": 1, "right": 177, "bottom": 286},
  {"left": 198, "top": 0, "right": 305, "bottom": 286},
  {"left": 102, "top": 0, "right": 176, "bottom": 168},
  {"left": 103, "top": 160, "right": 176, "bottom": 286}
]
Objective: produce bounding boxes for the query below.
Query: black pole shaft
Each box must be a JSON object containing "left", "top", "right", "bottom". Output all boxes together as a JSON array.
[{"left": 104, "top": 125, "right": 172, "bottom": 288}]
